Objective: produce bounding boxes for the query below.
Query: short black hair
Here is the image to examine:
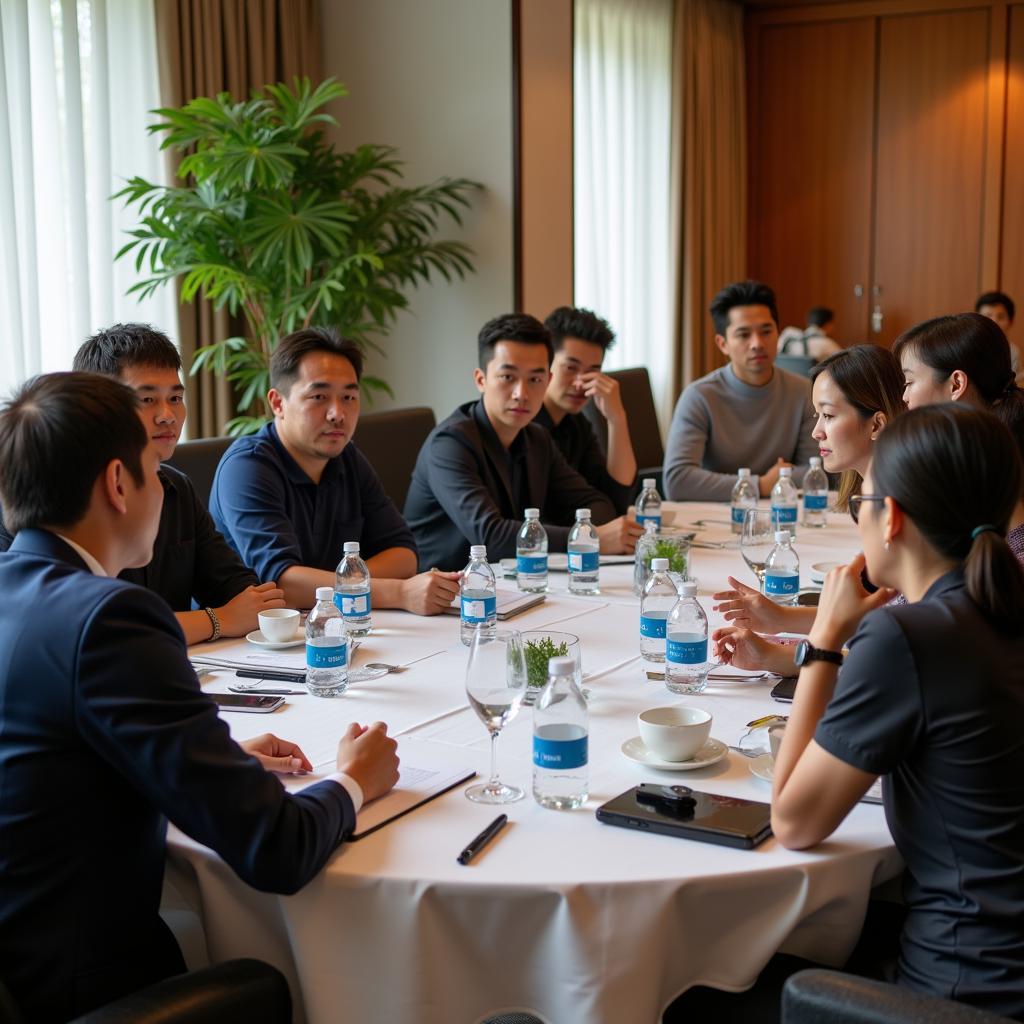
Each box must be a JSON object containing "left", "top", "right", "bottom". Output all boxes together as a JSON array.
[
  {"left": 544, "top": 306, "right": 616, "bottom": 353},
  {"left": 807, "top": 306, "right": 834, "bottom": 329},
  {"left": 709, "top": 280, "right": 779, "bottom": 336},
  {"left": 477, "top": 313, "right": 553, "bottom": 370},
  {"left": 73, "top": 323, "right": 181, "bottom": 377},
  {"left": 270, "top": 327, "right": 364, "bottom": 393},
  {"left": 975, "top": 291, "right": 1015, "bottom": 322},
  {"left": 0, "top": 372, "right": 147, "bottom": 533}
]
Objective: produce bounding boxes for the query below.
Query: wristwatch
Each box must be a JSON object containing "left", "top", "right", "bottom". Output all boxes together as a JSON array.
[{"left": 793, "top": 640, "right": 843, "bottom": 668}]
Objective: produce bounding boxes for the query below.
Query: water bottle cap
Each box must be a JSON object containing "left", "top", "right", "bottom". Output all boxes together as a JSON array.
[
  {"left": 642, "top": 478, "right": 656, "bottom": 489},
  {"left": 548, "top": 656, "right": 575, "bottom": 676},
  {"left": 774, "top": 530, "right": 791, "bottom": 543},
  {"left": 651, "top": 558, "right": 670, "bottom": 571},
  {"left": 738, "top": 468, "right": 751, "bottom": 477},
  {"left": 810, "top": 456, "right": 821, "bottom": 467},
  {"left": 779, "top": 466, "right": 792, "bottom": 476},
  {"left": 469, "top": 544, "right": 487, "bottom": 558},
  {"left": 680, "top": 581, "right": 697, "bottom": 597},
  {"left": 575, "top": 508, "right": 591, "bottom": 519},
  {"left": 315, "top": 586, "right": 334, "bottom": 601},
  {"left": 524, "top": 508, "right": 539, "bottom": 518},
  {"left": 343, "top": 541, "right": 360, "bottom": 553}
]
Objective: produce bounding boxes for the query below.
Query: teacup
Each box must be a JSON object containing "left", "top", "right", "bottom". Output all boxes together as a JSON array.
[
  {"left": 638, "top": 706, "right": 712, "bottom": 762},
  {"left": 768, "top": 722, "right": 787, "bottom": 762},
  {"left": 258, "top": 608, "right": 301, "bottom": 642}
]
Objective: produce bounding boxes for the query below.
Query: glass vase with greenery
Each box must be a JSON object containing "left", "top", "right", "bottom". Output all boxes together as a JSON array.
[{"left": 115, "top": 77, "right": 479, "bottom": 434}]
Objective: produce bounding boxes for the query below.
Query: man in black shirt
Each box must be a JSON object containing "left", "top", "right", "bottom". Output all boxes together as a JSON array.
[
  {"left": 535, "top": 307, "right": 638, "bottom": 514},
  {"left": 0, "top": 324, "right": 284, "bottom": 644}
]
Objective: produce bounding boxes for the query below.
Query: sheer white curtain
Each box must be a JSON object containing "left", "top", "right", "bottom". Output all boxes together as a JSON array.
[
  {"left": 574, "top": 0, "right": 674, "bottom": 428},
  {"left": 0, "top": 0, "right": 175, "bottom": 397}
]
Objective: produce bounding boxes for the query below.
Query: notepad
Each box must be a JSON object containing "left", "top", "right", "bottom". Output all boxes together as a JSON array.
[{"left": 444, "top": 588, "right": 546, "bottom": 619}]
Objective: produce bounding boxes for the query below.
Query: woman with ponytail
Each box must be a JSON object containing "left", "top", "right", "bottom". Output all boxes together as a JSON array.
[{"left": 772, "top": 404, "right": 1024, "bottom": 1018}]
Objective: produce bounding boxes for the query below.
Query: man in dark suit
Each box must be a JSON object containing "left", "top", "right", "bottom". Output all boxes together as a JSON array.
[
  {"left": 0, "top": 372, "right": 400, "bottom": 1023},
  {"left": 404, "top": 313, "right": 645, "bottom": 571}
]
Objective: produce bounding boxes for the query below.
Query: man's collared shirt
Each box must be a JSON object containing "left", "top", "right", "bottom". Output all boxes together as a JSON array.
[{"left": 210, "top": 421, "right": 416, "bottom": 583}]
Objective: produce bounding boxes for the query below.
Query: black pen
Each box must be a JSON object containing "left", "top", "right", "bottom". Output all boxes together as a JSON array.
[
  {"left": 457, "top": 814, "right": 508, "bottom": 865},
  {"left": 236, "top": 668, "right": 306, "bottom": 683}
]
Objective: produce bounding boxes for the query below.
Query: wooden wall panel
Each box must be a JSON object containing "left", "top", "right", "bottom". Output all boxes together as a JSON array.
[
  {"left": 871, "top": 8, "right": 991, "bottom": 345},
  {"left": 748, "top": 17, "right": 875, "bottom": 342},
  {"left": 1002, "top": 4, "right": 1024, "bottom": 315}
]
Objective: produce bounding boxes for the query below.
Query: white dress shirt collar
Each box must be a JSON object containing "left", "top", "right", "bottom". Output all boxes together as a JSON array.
[{"left": 53, "top": 533, "right": 107, "bottom": 577}]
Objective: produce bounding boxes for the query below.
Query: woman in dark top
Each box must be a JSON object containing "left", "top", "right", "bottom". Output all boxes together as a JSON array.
[{"left": 772, "top": 404, "right": 1024, "bottom": 1019}]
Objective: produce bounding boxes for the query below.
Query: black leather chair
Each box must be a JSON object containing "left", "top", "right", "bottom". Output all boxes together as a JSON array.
[
  {"left": 581, "top": 367, "right": 664, "bottom": 495},
  {"left": 354, "top": 406, "right": 436, "bottom": 510},
  {"left": 782, "top": 969, "right": 1012, "bottom": 1024},
  {"left": 166, "top": 436, "right": 233, "bottom": 510},
  {"left": 0, "top": 959, "right": 291, "bottom": 1024},
  {"left": 775, "top": 354, "right": 816, "bottom": 378}
]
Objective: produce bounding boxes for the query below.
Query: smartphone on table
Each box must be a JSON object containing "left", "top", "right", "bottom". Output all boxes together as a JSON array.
[{"left": 211, "top": 693, "right": 285, "bottom": 714}]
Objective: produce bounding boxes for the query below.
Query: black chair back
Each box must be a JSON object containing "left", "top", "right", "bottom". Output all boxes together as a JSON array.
[
  {"left": 775, "top": 354, "right": 816, "bottom": 378},
  {"left": 354, "top": 407, "right": 436, "bottom": 510},
  {"left": 166, "top": 436, "right": 234, "bottom": 509}
]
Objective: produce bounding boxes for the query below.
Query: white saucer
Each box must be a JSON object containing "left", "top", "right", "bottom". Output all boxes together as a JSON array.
[
  {"left": 620, "top": 735, "right": 728, "bottom": 771},
  {"left": 749, "top": 753, "right": 774, "bottom": 783},
  {"left": 810, "top": 561, "right": 843, "bottom": 584},
  {"left": 245, "top": 629, "right": 304, "bottom": 650}
]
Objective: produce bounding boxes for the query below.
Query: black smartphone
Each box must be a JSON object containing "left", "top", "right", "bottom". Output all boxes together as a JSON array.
[
  {"left": 596, "top": 786, "right": 772, "bottom": 849},
  {"left": 771, "top": 677, "right": 797, "bottom": 703},
  {"left": 211, "top": 693, "right": 285, "bottom": 713}
]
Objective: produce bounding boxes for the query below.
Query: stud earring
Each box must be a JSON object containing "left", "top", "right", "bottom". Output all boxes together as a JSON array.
[{"left": 884, "top": 541, "right": 891, "bottom": 552}]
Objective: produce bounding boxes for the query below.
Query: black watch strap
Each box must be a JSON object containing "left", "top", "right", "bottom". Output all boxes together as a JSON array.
[{"left": 796, "top": 641, "right": 843, "bottom": 667}]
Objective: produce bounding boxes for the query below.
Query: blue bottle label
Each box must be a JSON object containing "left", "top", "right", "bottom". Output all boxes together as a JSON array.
[
  {"left": 666, "top": 638, "right": 707, "bottom": 665},
  {"left": 731, "top": 505, "right": 749, "bottom": 525},
  {"left": 568, "top": 550, "right": 599, "bottom": 573},
  {"left": 461, "top": 594, "right": 496, "bottom": 623},
  {"left": 306, "top": 640, "right": 348, "bottom": 669},
  {"left": 636, "top": 514, "right": 662, "bottom": 528},
  {"left": 765, "top": 572, "right": 799, "bottom": 596},
  {"left": 804, "top": 494, "right": 828, "bottom": 510},
  {"left": 334, "top": 591, "right": 371, "bottom": 617},
  {"left": 640, "top": 614, "right": 667, "bottom": 639},
  {"left": 533, "top": 734, "right": 588, "bottom": 770},
  {"left": 772, "top": 504, "right": 798, "bottom": 525},
  {"left": 517, "top": 555, "right": 547, "bottom": 575}
]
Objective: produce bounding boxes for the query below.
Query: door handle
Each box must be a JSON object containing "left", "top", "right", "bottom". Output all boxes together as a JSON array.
[{"left": 871, "top": 304, "right": 884, "bottom": 334}]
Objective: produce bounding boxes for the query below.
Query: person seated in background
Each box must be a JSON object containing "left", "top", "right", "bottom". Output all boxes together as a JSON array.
[
  {"left": 663, "top": 280, "right": 819, "bottom": 502},
  {"left": 211, "top": 327, "right": 460, "bottom": 613},
  {"left": 0, "top": 372, "right": 400, "bottom": 1022},
  {"left": 777, "top": 305, "right": 843, "bottom": 362},
  {"left": 772, "top": 404, "right": 1024, "bottom": 1020},
  {"left": 404, "top": 313, "right": 641, "bottom": 571},
  {"left": 975, "top": 289, "right": 1022, "bottom": 382},
  {"left": 0, "top": 323, "right": 284, "bottom": 645},
  {"left": 535, "top": 306, "right": 637, "bottom": 513},
  {"left": 712, "top": 345, "right": 906, "bottom": 675}
]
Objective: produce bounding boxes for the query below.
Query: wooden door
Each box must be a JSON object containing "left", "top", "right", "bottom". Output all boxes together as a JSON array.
[
  {"left": 748, "top": 18, "right": 876, "bottom": 343},
  {"left": 1001, "top": 4, "right": 1024, "bottom": 317},
  {"left": 871, "top": 8, "right": 991, "bottom": 345}
]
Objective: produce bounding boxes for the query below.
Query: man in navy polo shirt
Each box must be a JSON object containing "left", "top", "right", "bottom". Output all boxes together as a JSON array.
[{"left": 211, "top": 328, "right": 460, "bottom": 613}]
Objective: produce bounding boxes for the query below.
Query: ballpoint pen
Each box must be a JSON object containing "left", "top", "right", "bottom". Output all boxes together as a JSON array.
[
  {"left": 236, "top": 668, "right": 306, "bottom": 683},
  {"left": 457, "top": 814, "right": 508, "bottom": 865}
]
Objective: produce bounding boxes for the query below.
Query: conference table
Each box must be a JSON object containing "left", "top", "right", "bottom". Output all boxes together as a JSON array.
[{"left": 163, "top": 501, "right": 902, "bottom": 1024}]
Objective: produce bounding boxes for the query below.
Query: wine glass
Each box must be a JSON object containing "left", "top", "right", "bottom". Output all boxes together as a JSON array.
[
  {"left": 464, "top": 627, "right": 528, "bottom": 803},
  {"left": 741, "top": 508, "right": 776, "bottom": 589}
]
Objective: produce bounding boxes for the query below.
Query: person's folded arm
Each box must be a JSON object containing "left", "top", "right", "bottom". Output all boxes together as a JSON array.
[{"left": 663, "top": 390, "right": 737, "bottom": 502}]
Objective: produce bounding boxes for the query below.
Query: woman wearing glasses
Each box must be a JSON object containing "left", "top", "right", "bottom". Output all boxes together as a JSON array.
[{"left": 772, "top": 404, "right": 1024, "bottom": 1018}]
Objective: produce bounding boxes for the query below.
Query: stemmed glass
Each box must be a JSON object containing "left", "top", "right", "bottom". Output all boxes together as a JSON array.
[
  {"left": 464, "top": 627, "right": 528, "bottom": 803},
  {"left": 741, "top": 508, "right": 777, "bottom": 590}
]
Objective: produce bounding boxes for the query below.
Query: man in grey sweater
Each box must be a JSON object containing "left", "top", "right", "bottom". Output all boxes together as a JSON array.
[{"left": 664, "top": 280, "right": 819, "bottom": 502}]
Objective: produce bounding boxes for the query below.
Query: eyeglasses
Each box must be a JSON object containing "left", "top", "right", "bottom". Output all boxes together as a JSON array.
[{"left": 848, "top": 494, "right": 886, "bottom": 524}]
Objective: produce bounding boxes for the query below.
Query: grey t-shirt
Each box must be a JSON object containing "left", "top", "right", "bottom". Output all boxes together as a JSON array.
[
  {"left": 663, "top": 364, "right": 818, "bottom": 501},
  {"left": 816, "top": 571, "right": 1024, "bottom": 1018}
]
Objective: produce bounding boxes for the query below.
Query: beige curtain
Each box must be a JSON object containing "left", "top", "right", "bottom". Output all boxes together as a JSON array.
[
  {"left": 154, "top": 0, "right": 321, "bottom": 437},
  {"left": 670, "top": 0, "right": 747, "bottom": 391}
]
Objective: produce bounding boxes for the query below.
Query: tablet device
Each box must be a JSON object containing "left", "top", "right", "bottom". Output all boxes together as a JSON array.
[{"left": 596, "top": 785, "right": 772, "bottom": 849}]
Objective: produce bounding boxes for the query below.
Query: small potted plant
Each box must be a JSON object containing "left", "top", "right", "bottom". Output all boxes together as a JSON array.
[
  {"left": 634, "top": 532, "right": 691, "bottom": 595},
  {"left": 521, "top": 631, "right": 580, "bottom": 704}
]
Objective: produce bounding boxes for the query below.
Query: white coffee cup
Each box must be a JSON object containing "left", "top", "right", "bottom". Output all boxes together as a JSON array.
[
  {"left": 258, "top": 608, "right": 301, "bottom": 642},
  {"left": 637, "top": 706, "right": 712, "bottom": 762}
]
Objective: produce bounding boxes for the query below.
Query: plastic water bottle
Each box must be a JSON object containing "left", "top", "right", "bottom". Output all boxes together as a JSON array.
[
  {"left": 640, "top": 558, "right": 678, "bottom": 663},
  {"left": 764, "top": 530, "right": 800, "bottom": 605},
  {"left": 334, "top": 541, "right": 372, "bottom": 637},
  {"left": 635, "top": 478, "right": 662, "bottom": 529},
  {"left": 802, "top": 457, "right": 829, "bottom": 528},
  {"left": 665, "top": 581, "right": 711, "bottom": 694},
  {"left": 770, "top": 466, "right": 799, "bottom": 537},
  {"left": 306, "top": 586, "right": 348, "bottom": 697},
  {"left": 567, "top": 508, "right": 600, "bottom": 595},
  {"left": 460, "top": 544, "right": 497, "bottom": 646},
  {"left": 533, "top": 656, "right": 588, "bottom": 810},
  {"left": 731, "top": 468, "right": 758, "bottom": 534},
  {"left": 633, "top": 518, "right": 659, "bottom": 596},
  {"left": 516, "top": 508, "right": 548, "bottom": 593}
]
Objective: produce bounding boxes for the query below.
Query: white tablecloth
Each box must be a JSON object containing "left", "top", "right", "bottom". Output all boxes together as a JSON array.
[{"left": 164, "top": 502, "right": 902, "bottom": 1024}]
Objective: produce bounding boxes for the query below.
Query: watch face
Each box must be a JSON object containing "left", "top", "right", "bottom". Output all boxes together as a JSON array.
[{"left": 794, "top": 640, "right": 810, "bottom": 667}]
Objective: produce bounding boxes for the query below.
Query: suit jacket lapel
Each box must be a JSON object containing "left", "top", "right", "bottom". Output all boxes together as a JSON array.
[{"left": 471, "top": 402, "right": 515, "bottom": 511}]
